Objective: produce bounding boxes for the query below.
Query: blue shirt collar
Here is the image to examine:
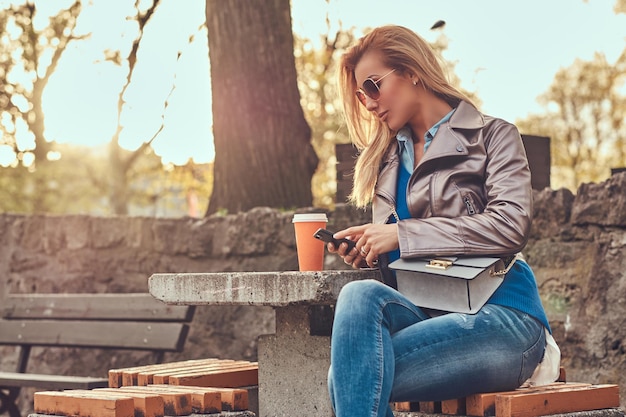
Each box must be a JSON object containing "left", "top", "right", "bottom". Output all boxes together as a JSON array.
[
  {"left": 426, "top": 108, "right": 455, "bottom": 143},
  {"left": 396, "top": 107, "right": 456, "bottom": 170}
]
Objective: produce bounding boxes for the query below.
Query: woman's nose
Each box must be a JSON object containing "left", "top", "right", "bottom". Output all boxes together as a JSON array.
[{"left": 364, "top": 97, "right": 378, "bottom": 111}]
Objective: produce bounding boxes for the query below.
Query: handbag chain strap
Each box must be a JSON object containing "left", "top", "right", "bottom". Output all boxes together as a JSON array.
[{"left": 490, "top": 255, "right": 518, "bottom": 277}]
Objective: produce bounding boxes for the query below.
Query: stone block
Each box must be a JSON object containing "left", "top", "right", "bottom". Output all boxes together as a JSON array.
[
  {"left": 572, "top": 173, "right": 626, "bottom": 227},
  {"left": 530, "top": 188, "right": 574, "bottom": 239}
]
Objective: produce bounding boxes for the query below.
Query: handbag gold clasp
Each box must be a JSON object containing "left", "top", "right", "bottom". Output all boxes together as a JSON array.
[{"left": 426, "top": 259, "right": 453, "bottom": 270}]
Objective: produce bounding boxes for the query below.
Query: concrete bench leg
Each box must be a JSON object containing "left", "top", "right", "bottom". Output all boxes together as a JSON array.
[{"left": 257, "top": 305, "right": 334, "bottom": 417}]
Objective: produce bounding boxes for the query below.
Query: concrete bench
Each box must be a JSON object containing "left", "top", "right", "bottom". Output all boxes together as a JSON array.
[
  {"left": 148, "top": 270, "right": 624, "bottom": 417},
  {"left": 0, "top": 293, "right": 195, "bottom": 417},
  {"left": 148, "top": 270, "right": 378, "bottom": 416}
]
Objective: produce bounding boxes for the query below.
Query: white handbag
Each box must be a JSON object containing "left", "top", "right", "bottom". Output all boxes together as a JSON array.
[{"left": 388, "top": 255, "right": 517, "bottom": 314}]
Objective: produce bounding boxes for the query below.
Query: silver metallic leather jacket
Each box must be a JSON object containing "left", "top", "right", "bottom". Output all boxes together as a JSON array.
[{"left": 372, "top": 101, "right": 533, "bottom": 258}]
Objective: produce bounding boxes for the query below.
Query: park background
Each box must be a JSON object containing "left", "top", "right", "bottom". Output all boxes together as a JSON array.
[
  {"left": 0, "top": 0, "right": 625, "bottom": 414},
  {"left": 0, "top": 0, "right": 625, "bottom": 217}
]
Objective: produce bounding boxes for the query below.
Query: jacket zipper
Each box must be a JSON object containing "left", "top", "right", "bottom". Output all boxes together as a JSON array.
[
  {"left": 463, "top": 195, "right": 476, "bottom": 215},
  {"left": 390, "top": 205, "right": 400, "bottom": 222},
  {"left": 374, "top": 190, "right": 400, "bottom": 224},
  {"left": 384, "top": 198, "right": 400, "bottom": 222}
]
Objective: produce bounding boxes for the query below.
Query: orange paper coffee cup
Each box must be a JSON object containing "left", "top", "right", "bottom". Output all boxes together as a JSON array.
[{"left": 292, "top": 213, "right": 328, "bottom": 271}]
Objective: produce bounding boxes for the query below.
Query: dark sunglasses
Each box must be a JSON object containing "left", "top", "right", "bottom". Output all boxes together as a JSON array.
[{"left": 355, "top": 69, "right": 396, "bottom": 106}]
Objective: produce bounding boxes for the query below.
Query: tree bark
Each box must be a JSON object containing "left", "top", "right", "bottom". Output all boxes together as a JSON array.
[{"left": 205, "top": 0, "right": 317, "bottom": 215}]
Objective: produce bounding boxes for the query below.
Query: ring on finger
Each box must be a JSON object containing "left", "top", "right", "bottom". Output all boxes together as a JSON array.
[{"left": 360, "top": 247, "right": 368, "bottom": 256}]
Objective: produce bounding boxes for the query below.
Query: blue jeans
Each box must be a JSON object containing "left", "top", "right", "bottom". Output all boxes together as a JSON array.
[{"left": 328, "top": 279, "right": 546, "bottom": 417}]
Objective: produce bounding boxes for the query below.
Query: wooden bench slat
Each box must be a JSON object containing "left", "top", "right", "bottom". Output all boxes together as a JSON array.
[
  {"left": 0, "top": 371, "right": 109, "bottom": 390},
  {"left": 495, "top": 384, "right": 620, "bottom": 417},
  {"left": 151, "top": 361, "right": 255, "bottom": 385},
  {"left": 110, "top": 385, "right": 221, "bottom": 414},
  {"left": 128, "top": 358, "right": 232, "bottom": 386},
  {"left": 92, "top": 387, "right": 193, "bottom": 416},
  {"left": 135, "top": 358, "right": 225, "bottom": 386},
  {"left": 392, "top": 402, "right": 418, "bottom": 412},
  {"left": 465, "top": 382, "right": 592, "bottom": 416},
  {"left": 169, "top": 365, "right": 259, "bottom": 388},
  {"left": 34, "top": 391, "right": 135, "bottom": 417},
  {"left": 71, "top": 389, "right": 165, "bottom": 417},
  {"left": 418, "top": 401, "right": 441, "bottom": 414},
  {"left": 36, "top": 385, "right": 250, "bottom": 417},
  {"left": 2, "top": 293, "right": 194, "bottom": 321},
  {"left": 149, "top": 384, "right": 249, "bottom": 412},
  {"left": 112, "top": 359, "right": 255, "bottom": 386},
  {"left": 442, "top": 397, "right": 466, "bottom": 415},
  {"left": 108, "top": 358, "right": 220, "bottom": 388},
  {"left": 0, "top": 319, "right": 189, "bottom": 351}
]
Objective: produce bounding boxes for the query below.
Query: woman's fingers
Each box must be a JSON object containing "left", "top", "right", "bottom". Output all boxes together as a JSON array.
[
  {"left": 331, "top": 223, "right": 393, "bottom": 269},
  {"left": 333, "top": 224, "right": 369, "bottom": 240}
]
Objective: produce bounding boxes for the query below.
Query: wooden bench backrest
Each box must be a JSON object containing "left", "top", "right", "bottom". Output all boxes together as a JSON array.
[{"left": 0, "top": 293, "right": 195, "bottom": 352}]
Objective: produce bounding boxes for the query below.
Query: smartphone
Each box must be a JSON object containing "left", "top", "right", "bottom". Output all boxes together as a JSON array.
[{"left": 313, "top": 228, "right": 356, "bottom": 252}]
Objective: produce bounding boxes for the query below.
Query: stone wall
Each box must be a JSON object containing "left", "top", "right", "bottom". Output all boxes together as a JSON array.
[
  {"left": 527, "top": 172, "right": 626, "bottom": 403},
  {"left": 1, "top": 172, "right": 625, "bottom": 413}
]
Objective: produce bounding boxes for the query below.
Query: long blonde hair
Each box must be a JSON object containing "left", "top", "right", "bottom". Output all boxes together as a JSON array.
[{"left": 338, "top": 25, "right": 475, "bottom": 207}]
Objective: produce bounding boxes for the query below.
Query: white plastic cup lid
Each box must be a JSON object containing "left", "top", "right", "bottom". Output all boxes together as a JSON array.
[{"left": 292, "top": 213, "right": 328, "bottom": 223}]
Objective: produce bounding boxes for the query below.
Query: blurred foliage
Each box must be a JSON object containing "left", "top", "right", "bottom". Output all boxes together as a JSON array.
[
  {"left": 102, "top": 0, "right": 210, "bottom": 215},
  {"left": 0, "top": 0, "right": 208, "bottom": 216},
  {"left": 517, "top": 0, "right": 626, "bottom": 191},
  {"left": 0, "top": 1, "right": 83, "bottom": 161},
  {"left": 294, "top": 28, "right": 355, "bottom": 209},
  {"left": 516, "top": 51, "right": 626, "bottom": 190},
  {"left": 0, "top": 141, "right": 213, "bottom": 216},
  {"left": 0, "top": 0, "right": 84, "bottom": 212}
]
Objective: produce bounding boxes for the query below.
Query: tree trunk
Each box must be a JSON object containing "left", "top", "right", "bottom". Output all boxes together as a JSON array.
[{"left": 205, "top": 0, "right": 317, "bottom": 215}]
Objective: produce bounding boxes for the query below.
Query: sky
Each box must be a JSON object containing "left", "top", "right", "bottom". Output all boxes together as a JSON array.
[
  {"left": 5, "top": 0, "right": 624, "bottom": 166},
  {"left": 39, "top": 0, "right": 212, "bottom": 165}
]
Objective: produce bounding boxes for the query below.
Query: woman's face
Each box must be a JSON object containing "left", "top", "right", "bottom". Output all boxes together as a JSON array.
[{"left": 353, "top": 52, "right": 416, "bottom": 132}]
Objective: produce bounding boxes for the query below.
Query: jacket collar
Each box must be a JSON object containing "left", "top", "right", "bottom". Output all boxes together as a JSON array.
[
  {"left": 448, "top": 100, "right": 486, "bottom": 130},
  {"left": 374, "top": 101, "right": 484, "bottom": 213},
  {"left": 412, "top": 100, "right": 484, "bottom": 167},
  {"left": 380, "top": 101, "right": 483, "bottom": 172}
]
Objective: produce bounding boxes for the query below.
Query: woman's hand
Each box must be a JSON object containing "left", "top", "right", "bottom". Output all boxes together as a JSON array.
[{"left": 327, "top": 223, "right": 399, "bottom": 269}]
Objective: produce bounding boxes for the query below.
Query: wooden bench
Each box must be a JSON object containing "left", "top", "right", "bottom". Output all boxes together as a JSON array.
[
  {"left": 391, "top": 383, "right": 622, "bottom": 417},
  {"left": 31, "top": 386, "right": 255, "bottom": 417},
  {"left": 29, "top": 358, "right": 258, "bottom": 417},
  {"left": 0, "top": 293, "right": 195, "bottom": 417},
  {"left": 392, "top": 368, "right": 622, "bottom": 417},
  {"left": 107, "top": 358, "right": 258, "bottom": 389}
]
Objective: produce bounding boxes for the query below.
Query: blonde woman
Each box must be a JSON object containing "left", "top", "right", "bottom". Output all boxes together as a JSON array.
[{"left": 326, "top": 25, "right": 556, "bottom": 417}]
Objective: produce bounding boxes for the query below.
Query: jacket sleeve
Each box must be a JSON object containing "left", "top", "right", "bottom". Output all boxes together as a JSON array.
[{"left": 397, "top": 121, "right": 533, "bottom": 257}]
